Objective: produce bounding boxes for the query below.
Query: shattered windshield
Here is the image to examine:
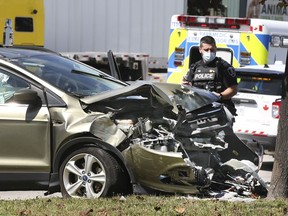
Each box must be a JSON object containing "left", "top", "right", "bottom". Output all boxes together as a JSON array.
[
  {"left": 152, "top": 82, "right": 220, "bottom": 112},
  {"left": 10, "top": 54, "right": 126, "bottom": 97}
]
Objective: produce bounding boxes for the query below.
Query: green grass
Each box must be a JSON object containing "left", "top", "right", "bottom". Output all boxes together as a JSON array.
[{"left": 0, "top": 195, "right": 287, "bottom": 216}]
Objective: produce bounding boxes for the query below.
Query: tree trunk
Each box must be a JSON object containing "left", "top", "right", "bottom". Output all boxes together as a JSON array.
[{"left": 267, "top": 50, "right": 288, "bottom": 199}]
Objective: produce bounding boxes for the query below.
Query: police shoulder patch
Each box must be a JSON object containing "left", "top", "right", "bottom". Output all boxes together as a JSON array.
[{"left": 227, "top": 67, "right": 236, "bottom": 77}]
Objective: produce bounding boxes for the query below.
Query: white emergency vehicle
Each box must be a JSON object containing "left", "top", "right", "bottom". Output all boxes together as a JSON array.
[
  {"left": 232, "top": 62, "right": 285, "bottom": 155},
  {"left": 167, "top": 15, "right": 288, "bottom": 84}
]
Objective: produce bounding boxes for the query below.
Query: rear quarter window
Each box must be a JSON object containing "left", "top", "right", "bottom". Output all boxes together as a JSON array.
[{"left": 236, "top": 71, "right": 283, "bottom": 96}]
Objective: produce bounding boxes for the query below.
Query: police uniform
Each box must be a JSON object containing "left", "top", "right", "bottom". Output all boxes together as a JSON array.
[{"left": 184, "top": 57, "right": 237, "bottom": 115}]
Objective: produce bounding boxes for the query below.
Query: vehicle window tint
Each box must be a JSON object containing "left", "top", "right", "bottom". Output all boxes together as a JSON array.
[
  {"left": 15, "top": 17, "right": 33, "bottom": 32},
  {"left": 237, "top": 74, "right": 282, "bottom": 95},
  {"left": 0, "top": 69, "right": 30, "bottom": 104},
  {"left": 13, "top": 54, "right": 126, "bottom": 97}
]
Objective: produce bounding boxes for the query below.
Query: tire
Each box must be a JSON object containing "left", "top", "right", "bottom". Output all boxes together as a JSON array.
[{"left": 59, "top": 147, "right": 123, "bottom": 198}]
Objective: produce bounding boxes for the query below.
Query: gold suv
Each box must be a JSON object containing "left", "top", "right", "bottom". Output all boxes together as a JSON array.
[{"left": 0, "top": 47, "right": 267, "bottom": 198}]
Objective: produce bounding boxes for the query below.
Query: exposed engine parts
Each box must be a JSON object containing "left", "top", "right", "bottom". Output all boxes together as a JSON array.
[{"left": 120, "top": 111, "right": 267, "bottom": 197}]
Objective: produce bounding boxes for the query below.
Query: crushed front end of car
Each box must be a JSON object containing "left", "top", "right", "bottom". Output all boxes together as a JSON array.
[{"left": 82, "top": 82, "right": 268, "bottom": 198}]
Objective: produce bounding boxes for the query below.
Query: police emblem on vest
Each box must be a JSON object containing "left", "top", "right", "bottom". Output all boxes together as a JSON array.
[{"left": 192, "top": 65, "right": 221, "bottom": 92}]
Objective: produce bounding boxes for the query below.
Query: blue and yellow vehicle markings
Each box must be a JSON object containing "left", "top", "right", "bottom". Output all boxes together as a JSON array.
[
  {"left": 167, "top": 29, "right": 188, "bottom": 83},
  {"left": 240, "top": 33, "right": 270, "bottom": 66},
  {"left": 167, "top": 28, "right": 271, "bottom": 84}
]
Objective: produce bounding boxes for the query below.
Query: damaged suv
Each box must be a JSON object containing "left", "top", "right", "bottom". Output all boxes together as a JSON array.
[{"left": 0, "top": 47, "right": 267, "bottom": 198}]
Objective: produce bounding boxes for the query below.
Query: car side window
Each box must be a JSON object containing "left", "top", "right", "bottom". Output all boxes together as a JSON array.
[
  {"left": 237, "top": 73, "right": 283, "bottom": 96},
  {"left": 0, "top": 69, "right": 30, "bottom": 104}
]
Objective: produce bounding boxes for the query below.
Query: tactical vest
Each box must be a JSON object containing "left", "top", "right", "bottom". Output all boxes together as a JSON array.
[{"left": 192, "top": 65, "right": 223, "bottom": 93}]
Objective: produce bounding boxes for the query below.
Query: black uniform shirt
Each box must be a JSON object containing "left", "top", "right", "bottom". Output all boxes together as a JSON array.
[{"left": 185, "top": 57, "right": 237, "bottom": 92}]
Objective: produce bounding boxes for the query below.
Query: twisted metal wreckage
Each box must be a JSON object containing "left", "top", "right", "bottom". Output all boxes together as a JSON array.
[{"left": 83, "top": 82, "right": 268, "bottom": 198}]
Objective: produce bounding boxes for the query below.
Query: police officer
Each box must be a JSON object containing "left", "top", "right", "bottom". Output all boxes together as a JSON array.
[{"left": 183, "top": 35, "right": 238, "bottom": 115}]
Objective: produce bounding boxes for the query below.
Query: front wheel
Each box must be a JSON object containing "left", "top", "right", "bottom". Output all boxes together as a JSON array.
[{"left": 59, "top": 147, "right": 122, "bottom": 198}]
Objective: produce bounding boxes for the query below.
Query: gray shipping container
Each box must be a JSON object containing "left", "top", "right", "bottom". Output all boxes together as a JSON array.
[{"left": 44, "top": 0, "right": 186, "bottom": 59}]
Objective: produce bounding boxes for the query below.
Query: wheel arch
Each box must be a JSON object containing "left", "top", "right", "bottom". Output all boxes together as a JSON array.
[{"left": 48, "top": 136, "right": 135, "bottom": 194}]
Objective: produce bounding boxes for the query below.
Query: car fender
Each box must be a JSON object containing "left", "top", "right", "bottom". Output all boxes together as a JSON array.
[{"left": 51, "top": 136, "right": 136, "bottom": 185}]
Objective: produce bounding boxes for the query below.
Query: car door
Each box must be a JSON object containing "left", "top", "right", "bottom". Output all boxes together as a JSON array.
[{"left": 0, "top": 68, "right": 51, "bottom": 174}]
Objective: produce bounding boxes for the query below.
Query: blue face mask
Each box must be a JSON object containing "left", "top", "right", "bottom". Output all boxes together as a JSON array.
[{"left": 202, "top": 52, "right": 216, "bottom": 63}]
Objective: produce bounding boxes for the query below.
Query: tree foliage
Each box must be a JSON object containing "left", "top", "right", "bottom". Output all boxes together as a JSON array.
[{"left": 187, "top": 0, "right": 226, "bottom": 16}]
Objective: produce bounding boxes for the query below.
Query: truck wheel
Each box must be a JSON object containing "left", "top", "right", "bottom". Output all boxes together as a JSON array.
[{"left": 59, "top": 147, "right": 122, "bottom": 198}]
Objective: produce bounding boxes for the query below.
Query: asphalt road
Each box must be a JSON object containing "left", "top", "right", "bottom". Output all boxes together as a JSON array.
[{"left": 0, "top": 155, "right": 274, "bottom": 200}]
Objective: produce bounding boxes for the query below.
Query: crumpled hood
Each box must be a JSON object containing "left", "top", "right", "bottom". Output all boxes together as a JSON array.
[{"left": 80, "top": 81, "right": 219, "bottom": 113}]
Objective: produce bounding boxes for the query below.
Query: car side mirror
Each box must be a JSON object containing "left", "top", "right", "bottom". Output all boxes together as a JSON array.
[{"left": 12, "top": 89, "right": 39, "bottom": 104}]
